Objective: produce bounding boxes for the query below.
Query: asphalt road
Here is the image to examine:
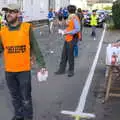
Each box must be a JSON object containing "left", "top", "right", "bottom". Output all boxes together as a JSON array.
[{"left": 0, "top": 25, "right": 107, "bottom": 120}]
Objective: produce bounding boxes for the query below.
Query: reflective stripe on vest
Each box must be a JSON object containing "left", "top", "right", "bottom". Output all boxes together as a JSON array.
[
  {"left": 65, "top": 15, "right": 81, "bottom": 42},
  {"left": 1, "top": 22, "right": 31, "bottom": 72},
  {"left": 90, "top": 15, "right": 98, "bottom": 26}
]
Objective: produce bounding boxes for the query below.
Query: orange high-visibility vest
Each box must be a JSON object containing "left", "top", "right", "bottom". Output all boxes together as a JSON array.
[
  {"left": 65, "top": 15, "right": 81, "bottom": 42},
  {"left": 0, "top": 22, "right": 31, "bottom": 72}
]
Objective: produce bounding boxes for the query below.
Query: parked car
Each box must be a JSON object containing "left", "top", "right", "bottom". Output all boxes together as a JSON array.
[
  {"left": 96, "top": 10, "right": 106, "bottom": 27},
  {"left": 83, "top": 11, "right": 92, "bottom": 26}
]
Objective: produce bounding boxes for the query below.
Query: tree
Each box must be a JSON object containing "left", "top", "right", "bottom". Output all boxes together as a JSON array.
[
  {"left": 112, "top": 0, "right": 120, "bottom": 29},
  {"left": 104, "top": 6, "right": 112, "bottom": 10}
]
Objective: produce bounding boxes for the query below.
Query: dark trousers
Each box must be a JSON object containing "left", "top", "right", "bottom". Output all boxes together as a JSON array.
[
  {"left": 5, "top": 71, "right": 33, "bottom": 119},
  {"left": 91, "top": 26, "right": 96, "bottom": 37},
  {"left": 59, "top": 41, "right": 74, "bottom": 72},
  {"left": 74, "top": 42, "right": 78, "bottom": 57}
]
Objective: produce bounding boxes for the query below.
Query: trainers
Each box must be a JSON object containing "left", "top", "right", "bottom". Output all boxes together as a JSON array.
[
  {"left": 94, "top": 37, "right": 96, "bottom": 40},
  {"left": 54, "top": 70, "right": 65, "bottom": 75},
  {"left": 24, "top": 116, "right": 33, "bottom": 120},
  {"left": 12, "top": 116, "right": 24, "bottom": 120},
  {"left": 68, "top": 71, "right": 74, "bottom": 77}
]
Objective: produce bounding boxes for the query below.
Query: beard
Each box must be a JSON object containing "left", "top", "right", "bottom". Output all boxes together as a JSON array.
[{"left": 7, "top": 16, "right": 18, "bottom": 24}]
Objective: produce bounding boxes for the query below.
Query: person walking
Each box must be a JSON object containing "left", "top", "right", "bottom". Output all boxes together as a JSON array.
[
  {"left": 55, "top": 5, "right": 80, "bottom": 77},
  {"left": 90, "top": 10, "right": 98, "bottom": 40},
  {"left": 74, "top": 8, "right": 83, "bottom": 57},
  {"left": 0, "top": 13, "right": 2, "bottom": 29},
  {"left": 63, "top": 7, "right": 69, "bottom": 25},
  {"left": 0, "top": 4, "right": 46, "bottom": 120},
  {"left": 77, "top": 8, "right": 83, "bottom": 33},
  {"left": 58, "top": 8, "right": 63, "bottom": 27},
  {"left": 48, "top": 8, "right": 54, "bottom": 33}
]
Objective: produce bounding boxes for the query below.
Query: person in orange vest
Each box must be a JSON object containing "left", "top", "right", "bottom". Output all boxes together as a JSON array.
[
  {"left": 0, "top": 4, "right": 46, "bottom": 120},
  {"left": 55, "top": 5, "right": 80, "bottom": 77}
]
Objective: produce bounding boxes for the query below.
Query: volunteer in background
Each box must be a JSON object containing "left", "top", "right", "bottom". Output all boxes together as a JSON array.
[
  {"left": 48, "top": 8, "right": 54, "bottom": 33},
  {"left": 58, "top": 8, "right": 63, "bottom": 26},
  {"left": 63, "top": 7, "right": 69, "bottom": 25},
  {"left": 90, "top": 10, "right": 98, "bottom": 40},
  {"left": 0, "top": 13, "right": 2, "bottom": 29},
  {"left": 74, "top": 8, "right": 83, "bottom": 57},
  {"left": 55, "top": 5, "right": 80, "bottom": 77}
]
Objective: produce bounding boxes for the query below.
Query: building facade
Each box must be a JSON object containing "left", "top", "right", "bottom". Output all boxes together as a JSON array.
[
  {"left": 87, "top": 0, "right": 113, "bottom": 5},
  {"left": 49, "top": 0, "right": 70, "bottom": 11},
  {"left": 0, "top": 0, "right": 70, "bottom": 20}
]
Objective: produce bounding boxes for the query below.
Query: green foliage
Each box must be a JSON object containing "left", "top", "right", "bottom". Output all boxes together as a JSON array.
[
  {"left": 103, "top": 6, "right": 112, "bottom": 10},
  {"left": 112, "top": 0, "right": 120, "bottom": 29}
]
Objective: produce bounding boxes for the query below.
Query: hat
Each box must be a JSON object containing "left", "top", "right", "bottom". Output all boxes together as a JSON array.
[
  {"left": 2, "top": 3, "right": 20, "bottom": 11},
  {"left": 92, "top": 10, "right": 96, "bottom": 12}
]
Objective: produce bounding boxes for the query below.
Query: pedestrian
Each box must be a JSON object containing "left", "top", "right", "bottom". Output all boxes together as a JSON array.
[
  {"left": 63, "top": 7, "right": 68, "bottom": 23},
  {"left": 74, "top": 8, "right": 83, "bottom": 57},
  {"left": 77, "top": 8, "right": 83, "bottom": 32},
  {"left": 58, "top": 8, "right": 63, "bottom": 26},
  {"left": 18, "top": 11, "right": 23, "bottom": 23},
  {"left": 0, "top": 13, "right": 2, "bottom": 29},
  {"left": 55, "top": 5, "right": 80, "bottom": 77},
  {"left": 48, "top": 8, "right": 54, "bottom": 33},
  {"left": 0, "top": 4, "right": 46, "bottom": 120},
  {"left": 90, "top": 10, "right": 98, "bottom": 40}
]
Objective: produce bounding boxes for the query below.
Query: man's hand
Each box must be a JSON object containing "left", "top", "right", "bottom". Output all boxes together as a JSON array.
[{"left": 31, "top": 56, "right": 36, "bottom": 65}]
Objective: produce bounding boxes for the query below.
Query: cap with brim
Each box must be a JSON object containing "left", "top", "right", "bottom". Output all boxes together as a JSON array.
[
  {"left": 2, "top": 4, "right": 20, "bottom": 11},
  {"left": 92, "top": 10, "right": 96, "bottom": 12}
]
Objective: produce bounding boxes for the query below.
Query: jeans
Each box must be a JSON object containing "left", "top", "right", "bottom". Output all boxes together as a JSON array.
[
  {"left": 5, "top": 71, "right": 33, "bottom": 119},
  {"left": 91, "top": 26, "right": 96, "bottom": 37},
  {"left": 74, "top": 42, "right": 78, "bottom": 57}
]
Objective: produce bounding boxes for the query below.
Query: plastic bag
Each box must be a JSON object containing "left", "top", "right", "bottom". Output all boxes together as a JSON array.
[
  {"left": 37, "top": 70, "right": 48, "bottom": 82},
  {"left": 58, "top": 29, "right": 64, "bottom": 35},
  {"left": 106, "top": 44, "right": 120, "bottom": 65}
]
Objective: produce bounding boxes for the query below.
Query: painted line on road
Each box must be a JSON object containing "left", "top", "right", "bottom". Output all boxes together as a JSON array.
[
  {"left": 61, "top": 24, "right": 107, "bottom": 119},
  {"left": 76, "top": 24, "right": 107, "bottom": 112}
]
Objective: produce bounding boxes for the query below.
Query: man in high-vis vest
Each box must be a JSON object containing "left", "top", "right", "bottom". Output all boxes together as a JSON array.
[
  {"left": 0, "top": 4, "right": 46, "bottom": 120},
  {"left": 90, "top": 10, "right": 98, "bottom": 40},
  {"left": 55, "top": 5, "right": 80, "bottom": 77}
]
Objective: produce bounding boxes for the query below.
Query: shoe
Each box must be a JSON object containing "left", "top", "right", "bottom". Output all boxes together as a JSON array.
[
  {"left": 25, "top": 118, "right": 33, "bottom": 120},
  {"left": 12, "top": 116, "right": 24, "bottom": 120},
  {"left": 68, "top": 71, "right": 74, "bottom": 77},
  {"left": 94, "top": 37, "right": 96, "bottom": 40},
  {"left": 24, "top": 116, "right": 33, "bottom": 120},
  {"left": 54, "top": 70, "right": 65, "bottom": 75}
]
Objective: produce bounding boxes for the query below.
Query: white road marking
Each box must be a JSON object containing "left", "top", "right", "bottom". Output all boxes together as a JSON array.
[{"left": 61, "top": 24, "right": 107, "bottom": 119}]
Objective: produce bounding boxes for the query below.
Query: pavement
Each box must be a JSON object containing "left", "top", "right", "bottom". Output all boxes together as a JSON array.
[{"left": 0, "top": 24, "right": 120, "bottom": 120}]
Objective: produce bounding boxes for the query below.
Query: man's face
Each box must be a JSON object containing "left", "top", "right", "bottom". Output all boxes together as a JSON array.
[
  {"left": 93, "top": 12, "right": 96, "bottom": 15},
  {"left": 6, "top": 9, "right": 19, "bottom": 24}
]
